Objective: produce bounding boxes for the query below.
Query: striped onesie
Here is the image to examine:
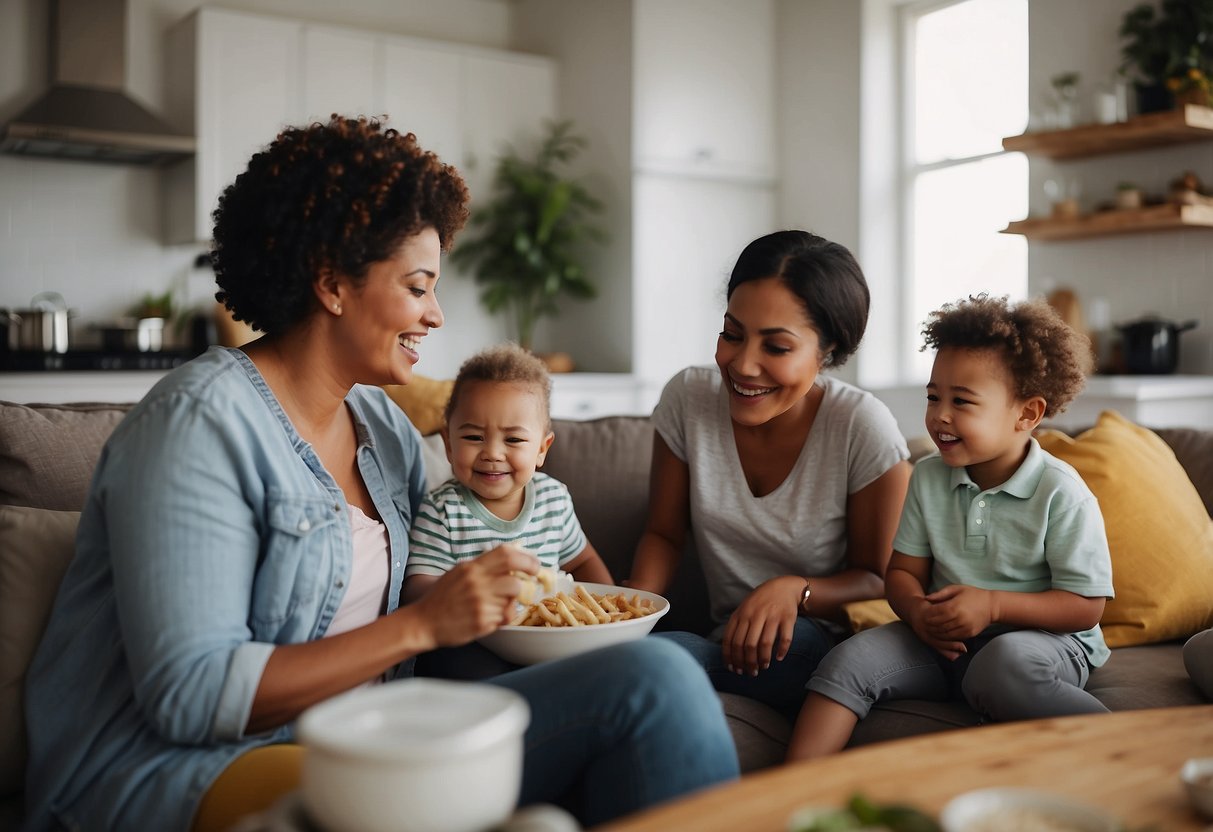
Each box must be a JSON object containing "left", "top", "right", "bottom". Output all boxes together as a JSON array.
[{"left": 406, "top": 472, "right": 588, "bottom": 576}]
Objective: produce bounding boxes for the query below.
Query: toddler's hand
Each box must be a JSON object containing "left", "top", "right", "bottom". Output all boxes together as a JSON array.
[
  {"left": 905, "top": 597, "right": 966, "bottom": 660},
  {"left": 922, "top": 584, "right": 994, "bottom": 640}
]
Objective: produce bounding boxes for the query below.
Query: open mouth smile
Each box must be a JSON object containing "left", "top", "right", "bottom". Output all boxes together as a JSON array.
[{"left": 731, "top": 380, "right": 776, "bottom": 398}]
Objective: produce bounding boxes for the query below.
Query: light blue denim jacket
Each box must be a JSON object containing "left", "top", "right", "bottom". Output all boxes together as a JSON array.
[{"left": 23, "top": 347, "right": 426, "bottom": 832}]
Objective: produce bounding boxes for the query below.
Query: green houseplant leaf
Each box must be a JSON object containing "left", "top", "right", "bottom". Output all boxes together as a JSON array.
[{"left": 450, "top": 119, "right": 607, "bottom": 351}]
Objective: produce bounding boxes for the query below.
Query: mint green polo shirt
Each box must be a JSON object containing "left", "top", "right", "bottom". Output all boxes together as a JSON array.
[{"left": 894, "top": 438, "right": 1114, "bottom": 666}]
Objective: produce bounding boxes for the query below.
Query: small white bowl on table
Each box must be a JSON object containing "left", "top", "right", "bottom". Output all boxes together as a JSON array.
[
  {"left": 297, "top": 678, "right": 530, "bottom": 832},
  {"left": 478, "top": 582, "right": 670, "bottom": 665},
  {"left": 940, "top": 787, "right": 1120, "bottom": 832},
  {"left": 1181, "top": 756, "right": 1213, "bottom": 821}
]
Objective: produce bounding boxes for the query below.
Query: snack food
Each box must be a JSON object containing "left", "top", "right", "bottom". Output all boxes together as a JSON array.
[
  {"left": 510, "top": 586, "right": 657, "bottom": 627},
  {"left": 512, "top": 567, "right": 564, "bottom": 604}
]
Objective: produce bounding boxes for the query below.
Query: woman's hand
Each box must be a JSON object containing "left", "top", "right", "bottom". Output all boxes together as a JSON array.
[
  {"left": 721, "top": 575, "right": 803, "bottom": 676},
  {"left": 411, "top": 544, "right": 539, "bottom": 648}
]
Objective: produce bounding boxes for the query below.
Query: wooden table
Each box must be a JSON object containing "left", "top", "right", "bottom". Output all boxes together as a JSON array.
[{"left": 596, "top": 705, "right": 1213, "bottom": 831}]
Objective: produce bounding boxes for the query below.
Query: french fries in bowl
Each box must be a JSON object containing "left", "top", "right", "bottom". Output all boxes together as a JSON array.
[{"left": 479, "top": 582, "right": 670, "bottom": 665}]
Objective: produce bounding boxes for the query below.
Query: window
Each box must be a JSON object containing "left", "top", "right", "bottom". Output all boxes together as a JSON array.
[{"left": 899, "top": 0, "right": 1028, "bottom": 380}]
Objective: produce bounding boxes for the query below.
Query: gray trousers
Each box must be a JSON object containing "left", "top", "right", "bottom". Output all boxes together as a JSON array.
[
  {"left": 1185, "top": 628, "right": 1213, "bottom": 699},
  {"left": 808, "top": 621, "right": 1108, "bottom": 722}
]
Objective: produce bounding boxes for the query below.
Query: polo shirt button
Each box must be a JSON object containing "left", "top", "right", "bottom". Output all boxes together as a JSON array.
[
  {"left": 336, "top": 579, "right": 345, "bottom": 588},
  {"left": 975, "top": 518, "right": 983, "bottom": 525},
  {"left": 394, "top": 562, "right": 401, "bottom": 569},
  {"left": 298, "top": 519, "right": 311, "bottom": 532},
  {"left": 978, "top": 500, "right": 986, "bottom": 508}
]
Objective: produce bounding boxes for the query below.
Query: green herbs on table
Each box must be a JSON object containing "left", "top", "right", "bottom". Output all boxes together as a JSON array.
[{"left": 789, "top": 794, "right": 941, "bottom": 832}]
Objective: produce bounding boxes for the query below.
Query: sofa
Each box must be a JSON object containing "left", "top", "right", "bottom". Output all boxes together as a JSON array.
[{"left": 2, "top": 397, "right": 1211, "bottom": 829}]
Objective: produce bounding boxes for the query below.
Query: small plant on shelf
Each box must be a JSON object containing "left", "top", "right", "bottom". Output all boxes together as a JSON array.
[{"left": 450, "top": 119, "right": 606, "bottom": 354}]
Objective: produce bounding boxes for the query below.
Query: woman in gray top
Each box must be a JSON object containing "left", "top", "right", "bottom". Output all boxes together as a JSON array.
[{"left": 628, "top": 230, "right": 911, "bottom": 717}]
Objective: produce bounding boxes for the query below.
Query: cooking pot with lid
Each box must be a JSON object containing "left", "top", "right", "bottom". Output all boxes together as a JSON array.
[
  {"left": 2, "top": 291, "right": 71, "bottom": 354},
  {"left": 1115, "top": 316, "right": 1198, "bottom": 375}
]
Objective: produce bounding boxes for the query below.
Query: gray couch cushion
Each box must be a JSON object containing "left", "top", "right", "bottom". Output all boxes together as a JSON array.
[
  {"left": 0, "top": 506, "right": 79, "bottom": 797},
  {"left": 0, "top": 401, "right": 131, "bottom": 510},
  {"left": 1154, "top": 428, "right": 1213, "bottom": 517}
]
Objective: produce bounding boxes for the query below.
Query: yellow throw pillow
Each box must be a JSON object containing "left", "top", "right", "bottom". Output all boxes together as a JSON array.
[
  {"left": 382, "top": 376, "right": 454, "bottom": 437},
  {"left": 1037, "top": 410, "right": 1213, "bottom": 648},
  {"left": 844, "top": 598, "right": 899, "bottom": 633}
]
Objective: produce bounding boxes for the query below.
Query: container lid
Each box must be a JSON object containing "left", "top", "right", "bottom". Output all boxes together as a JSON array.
[{"left": 297, "top": 678, "right": 530, "bottom": 762}]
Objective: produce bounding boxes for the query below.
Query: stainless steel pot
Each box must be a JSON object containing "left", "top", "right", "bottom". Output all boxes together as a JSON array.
[
  {"left": 1116, "top": 316, "right": 1198, "bottom": 375},
  {"left": 4, "top": 292, "right": 70, "bottom": 353}
]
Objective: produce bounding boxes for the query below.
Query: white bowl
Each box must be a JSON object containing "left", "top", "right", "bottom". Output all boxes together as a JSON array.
[
  {"left": 297, "top": 678, "right": 530, "bottom": 832},
  {"left": 941, "top": 787, "right": 1119, "bottom": 832},
  {"left": 478, "top": 582, "right": 670, "bottom": 665},
  {"left": 1181, "top": 757, "right": 1213, "bottom": 820}
]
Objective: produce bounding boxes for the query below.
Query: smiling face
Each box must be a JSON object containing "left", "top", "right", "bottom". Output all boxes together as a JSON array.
[
  {"left": 336, "top": 226, "right": 443, "bottom": 387},
  {"left": 443, "top": 380, "right": 555, "bottom": 520},
  {"left": 714, "top": 276, "right": 830, "bottom": 428},
  {"left": 926, "top": 346, "right": 1038, "bottom": 490}
]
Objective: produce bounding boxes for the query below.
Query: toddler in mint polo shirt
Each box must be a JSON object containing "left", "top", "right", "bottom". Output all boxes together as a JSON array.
[{"left": 786, "top": 294, "right": 1114, "bottom": 762}]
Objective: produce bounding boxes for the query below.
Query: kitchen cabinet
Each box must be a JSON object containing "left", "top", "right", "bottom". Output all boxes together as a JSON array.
[
  {"left": 549, "top": 373, "right": 657, "bottom": 420},
  {"left": 301, "top": 27, "right": 379, "bottom": 125},
  {"left": 632, "top": 0, "right": 776, "bottom": 184},
  {"left": 1000, "top": 104, "right": 1213, "bottom": 241},
  {"left": 164, "top": 9, "right": 303, "bottom": 244},
  {"left": 164, "top": 8, "right": 555, "bottom": 252}
]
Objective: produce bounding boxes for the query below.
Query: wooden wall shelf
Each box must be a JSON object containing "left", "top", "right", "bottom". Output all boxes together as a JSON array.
[
  {"left": 1002, "top": 104, "right": 1213, "bottom": 159},
  {"left": 1002, "top": 203, "right": 1213, "bottom": 240}
]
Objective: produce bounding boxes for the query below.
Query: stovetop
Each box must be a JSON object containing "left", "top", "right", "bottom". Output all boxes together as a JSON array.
[{"left": 0, "top": 349, "right": 199, "bottom": 372}]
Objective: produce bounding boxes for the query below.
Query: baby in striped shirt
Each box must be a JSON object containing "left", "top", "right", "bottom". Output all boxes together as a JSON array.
[{"left": 405, "top": 342, "right": 612, "bottom": 606}]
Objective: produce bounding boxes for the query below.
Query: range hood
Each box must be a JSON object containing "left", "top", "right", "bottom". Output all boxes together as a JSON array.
[{"left": 0, "top": 0, "right": 195, "bottom": 165}]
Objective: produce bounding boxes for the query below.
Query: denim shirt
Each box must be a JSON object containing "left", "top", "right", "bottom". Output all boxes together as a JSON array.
[{"left": 23, "top": 347, "right": 426, "bottom": 832}]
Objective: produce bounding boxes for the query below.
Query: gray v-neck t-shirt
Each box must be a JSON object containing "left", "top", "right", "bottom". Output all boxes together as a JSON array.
[{"left": 652, "top": 366, "right": 909, "bottom": 625}]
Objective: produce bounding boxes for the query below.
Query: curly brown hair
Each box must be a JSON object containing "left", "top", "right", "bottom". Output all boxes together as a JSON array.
[
  {"left": 212, "top": 115, "right": 469, "bottom": 336},
  {"left": 921, "top": 294, "right": 1091, "bottom": 417},
  {"left": 444, "top": 342, "right": 552, "bottom": 429}
]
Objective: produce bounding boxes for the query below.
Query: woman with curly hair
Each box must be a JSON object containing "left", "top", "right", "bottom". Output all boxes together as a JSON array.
[
  {"left": 23, "top": 116, "right": 738, "bottom": 832},
  {"left": 786, "top": 293, "right": 1114, "bottom": 761}
]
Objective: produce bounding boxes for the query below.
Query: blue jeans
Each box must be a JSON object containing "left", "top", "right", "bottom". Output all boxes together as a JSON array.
[
  {"left": 488, "top": 638, "right": 740, "bottom": 826},
  {"left": 655, "top": 617, "right": 839, "bottom": 718}
]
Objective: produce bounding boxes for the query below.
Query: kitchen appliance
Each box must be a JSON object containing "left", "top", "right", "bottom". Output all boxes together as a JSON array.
[
  {"left": 99, "top": 318, "right": 165, "bottom": 353},
  {"left": 0, "top": 0, "right": 195, "bottom": 165},
  {"left": 3, "top": 292, "right": 71, "bottom": 354},
  {"left": 1116, "top": 316, "right": 1198, "bottom": 375}
]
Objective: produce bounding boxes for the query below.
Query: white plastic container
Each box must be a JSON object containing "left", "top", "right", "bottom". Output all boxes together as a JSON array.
[{"left": 297, "top": 678, "right": 530, "bottom": 832}]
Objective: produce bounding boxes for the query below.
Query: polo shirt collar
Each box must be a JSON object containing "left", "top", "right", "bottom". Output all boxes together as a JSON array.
[{"left": 948, "top": 437, "right": 1046, "bottom": 498}]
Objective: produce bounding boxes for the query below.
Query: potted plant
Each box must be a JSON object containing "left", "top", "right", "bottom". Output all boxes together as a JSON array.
[
  {"left": 450, "top": 120, "right": 606, "bottom": 361},
  {"left": 1115, "top": 181, "right": 1143, "bottom": 210},
  {"left": 1119, "top": 0, "right": 1213, "bottom": 113}
]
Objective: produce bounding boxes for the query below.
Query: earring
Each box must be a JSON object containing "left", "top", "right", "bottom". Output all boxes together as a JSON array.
[{"left": 333, "top": 304, "right": 341, "bottom": 314}]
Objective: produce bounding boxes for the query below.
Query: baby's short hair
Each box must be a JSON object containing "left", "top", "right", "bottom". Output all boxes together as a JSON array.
[
  {"left": 444, "top": 342, "right": 552, "bottom": 428},
  {"left": 922, "top": 294, "right": 1091, "bottom": 418}
]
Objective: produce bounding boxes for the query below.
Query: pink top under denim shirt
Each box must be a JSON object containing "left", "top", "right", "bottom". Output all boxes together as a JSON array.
[{"left": 23, "top": 346, "right": 426, "bottom": 832}]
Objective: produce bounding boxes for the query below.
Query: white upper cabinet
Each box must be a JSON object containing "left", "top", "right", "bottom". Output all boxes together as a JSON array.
[
  {"left": 632, "top": 0, "right": 776, "bottom": 183},
  {"left": 460, "top": 52, "right": 557, "bottom": 203},
  {"left": 301, "top": 26, "right": 380, "bottom": 124},
  {"left": 165, "top": 9, "right": 556, "bottom": 249},
  {"left": 165, "top": 9, "right": 302, "bottom": 244},
  {"left": 380, "top": 41, "right": 463, "bottom": 165}
]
